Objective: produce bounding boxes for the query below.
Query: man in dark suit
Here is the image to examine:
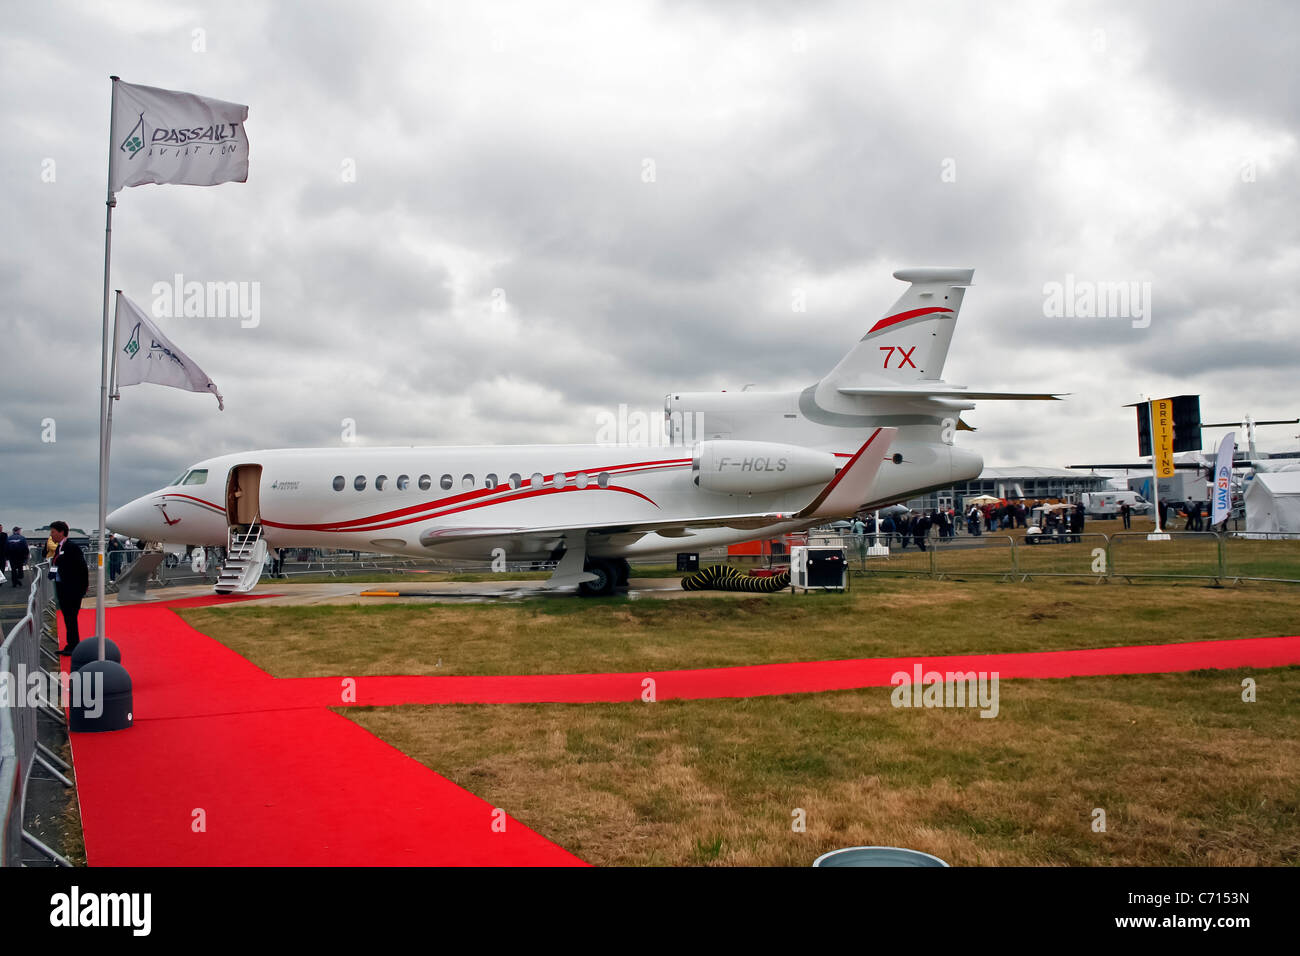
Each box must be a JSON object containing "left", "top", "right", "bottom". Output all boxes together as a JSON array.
[
  {"left": 49, "top": 521, "right": 89, "bottom": 656},
  {"left": 7, "top": 527, "right": 29, "bottom": 587}
]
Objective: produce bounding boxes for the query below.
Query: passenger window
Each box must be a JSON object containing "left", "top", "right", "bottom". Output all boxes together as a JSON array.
[
  {"left": 333, "top": 475, "right": 345, "bottom": 491},
  {"left": 354, "top": 475, "right": 367, "bottom": 491},
  {"left": 418, "top": 475, "right": 432, "bottom": 491},
  {"left": 575, "top": 472, "right": 589, "bottom": 489},
  {"left": 397, "top": 475, "right": 409, "bottom": 491},
  {"left": 597, "top": 472, "right": 610, "bottom": 488},
  {"left": 552, "top": 472, "right": 565, "bottom": 489},
  {"left": 462, "top": 474, "right": 475, "bottom": 489},
  {"left": 376, "top": 475, "right": 388, "bottom": 491},
  {"left": 530, "top": 473, "right": 544, "bottom": 488},
  {"left": 485, "top": 473, "right": 498, "bottom": 489},
  {"left": 509, "top": 473, "right": 522, "bottom": 490},
  {"left": 440, "top": 474, "right": 453, "bottom": 491}
]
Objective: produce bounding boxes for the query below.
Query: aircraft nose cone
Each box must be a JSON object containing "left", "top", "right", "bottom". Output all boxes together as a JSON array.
[{"left": 107, "top": 498, "right": 150, "bottom": 539}]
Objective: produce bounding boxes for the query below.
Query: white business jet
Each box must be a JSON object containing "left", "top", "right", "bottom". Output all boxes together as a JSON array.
[{"left": 107, "top": 267, "right": 1059, "bottom": 595}]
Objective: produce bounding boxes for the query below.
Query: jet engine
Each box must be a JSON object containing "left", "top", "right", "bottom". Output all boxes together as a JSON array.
[{"left": 692, "top": 440, "right": 839, "bottom": 495}]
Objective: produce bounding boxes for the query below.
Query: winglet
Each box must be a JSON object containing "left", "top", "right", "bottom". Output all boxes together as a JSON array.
[{"left": 794, "top": 427, "right": 897, "bottom": 520}]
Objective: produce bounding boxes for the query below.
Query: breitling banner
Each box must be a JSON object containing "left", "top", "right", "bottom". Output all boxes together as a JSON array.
[
  {"left": 1152, "top": 398, "right": 1175, "bottom": 478},
  {"left": 109, "top": 79, "right": 249, "bottom": 193},
  {"left": 114, "top": 292, "right": 225, "bottom": 410}
]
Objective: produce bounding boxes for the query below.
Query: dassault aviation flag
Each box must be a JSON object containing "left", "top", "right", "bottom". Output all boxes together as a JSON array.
[
  {"left": 109, "top": 79, "right": 249, "bottom": 193},
  {"left": 1211, "top": 432, "right": 1235, "bottom": 526},
  {"left": 114, "top": 293, "right": 225, "bottom": 410}
]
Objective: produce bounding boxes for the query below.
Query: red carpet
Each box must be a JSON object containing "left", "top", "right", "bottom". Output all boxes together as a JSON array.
[
  {"left": 65, "top": 603, "right": 585, "bottom": 866},
  {"left": 116, "top": 593, "right": 283, "bottom": 609},
  {"left": 272, "top": 634, "right": 1300, "bottom": 706},
  {"left": 66, "top": 596, "right": 1300, "bottom": 866}
]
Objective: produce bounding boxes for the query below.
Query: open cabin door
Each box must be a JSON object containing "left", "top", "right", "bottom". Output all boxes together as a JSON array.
[
  {"left": 216, "top": 463, "right": 267, "bottom": 595},
  {"left": 225, "top": 464, "right": 263, "bottom": 526}
]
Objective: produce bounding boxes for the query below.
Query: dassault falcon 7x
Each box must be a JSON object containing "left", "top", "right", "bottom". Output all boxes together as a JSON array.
[{"left": 107, "top": 267, "right": 1060, "bottom": 595}]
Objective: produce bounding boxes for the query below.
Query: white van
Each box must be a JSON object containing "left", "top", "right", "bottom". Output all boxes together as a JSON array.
[{"left": 1080, "top": 491, "right": 1152, "bottom": 518}]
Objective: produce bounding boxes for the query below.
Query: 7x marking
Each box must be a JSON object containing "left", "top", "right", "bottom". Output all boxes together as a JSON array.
[{"left": 880, "top": 345, "right": 918, "bottom": 369}]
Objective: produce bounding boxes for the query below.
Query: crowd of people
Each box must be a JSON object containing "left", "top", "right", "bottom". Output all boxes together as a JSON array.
[
  {"left": 844, "top": 499, "right": 1097, "bottom": 549},
  {"left": 0, "top": 521, "right": 89, "bottom": 656}
]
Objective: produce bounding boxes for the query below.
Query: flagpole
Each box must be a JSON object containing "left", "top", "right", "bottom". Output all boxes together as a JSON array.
[
  {"left": 1147, "top": 396, "right": 1163, "bottom": 534},
  {"left": 95, "top": 77, "right": 120, "bottom": 661}
]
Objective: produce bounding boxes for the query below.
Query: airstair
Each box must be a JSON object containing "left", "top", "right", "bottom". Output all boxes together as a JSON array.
[{"left": 214, "top": 521, "right": 267, "bottom": 594}]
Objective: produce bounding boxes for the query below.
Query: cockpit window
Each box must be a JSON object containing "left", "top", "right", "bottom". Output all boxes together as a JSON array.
[
  {"left": 171, "top": 471, "right": 189, "bottom": 486},
  {"left": 182, "top": 469, "right": 208, "bottom": 485}
]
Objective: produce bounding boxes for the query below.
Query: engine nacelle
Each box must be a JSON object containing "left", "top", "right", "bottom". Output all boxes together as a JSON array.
[{"left": 692, "top": 440, "right": 839, "bottom": 495}]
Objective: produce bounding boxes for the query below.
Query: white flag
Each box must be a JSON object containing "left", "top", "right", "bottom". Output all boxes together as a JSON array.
[
  {"left": 114, "top": 293, "right": 225, "bottom": 410},
  {"left": 110, "top": 79, "right": 249, "bottom": 193}
]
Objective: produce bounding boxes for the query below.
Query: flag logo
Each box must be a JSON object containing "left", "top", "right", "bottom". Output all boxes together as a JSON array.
[
  {"left": 123, "top": 322, "right": 141, "bottom": 356},
  {"left": 119, "top": 112, "right": 146, "bottom": 159}
]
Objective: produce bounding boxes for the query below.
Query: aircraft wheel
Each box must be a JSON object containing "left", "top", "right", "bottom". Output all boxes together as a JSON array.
[
  {"left": 613, "top": 558, "right": 630, "bottom": 588},
  {"left": 578, "top": 558, "right": 617, "bottom": 597}
]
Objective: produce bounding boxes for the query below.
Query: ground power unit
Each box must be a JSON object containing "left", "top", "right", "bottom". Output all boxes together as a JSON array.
[{"left": 789, "top": 546, "right": 848, "bottom": 592}]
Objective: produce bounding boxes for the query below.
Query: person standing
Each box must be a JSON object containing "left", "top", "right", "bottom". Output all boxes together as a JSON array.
[
  {"left": 0, "top": 525, "right": 7, "bottom": 584},
  {"left": 7, "top": 527, "right": 29, "bottom": 588},
  {"left": 107, "top": 534, "right": 123, "bottom": 581},
  {"left": 915, "top": 511, "right": 933, "bottom": 550},
  {"left": 1120, "top": 502, "right": 1132, "bottom": 530},
  {"left": 48, "top": 522, "right": 88, "bottom": 656}
]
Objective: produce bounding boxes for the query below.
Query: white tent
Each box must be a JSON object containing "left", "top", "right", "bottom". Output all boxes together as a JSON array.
[{"left": 1244, "top": 472, "right": 1300, "bottom": 534}]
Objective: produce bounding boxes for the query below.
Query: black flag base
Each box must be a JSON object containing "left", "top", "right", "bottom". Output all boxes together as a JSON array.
[
  {"left": 70, "top": 636, "right": 122, "bottom": 672},
  {"left": 69, "top": 659, "right": 133, "bottom": 732}
]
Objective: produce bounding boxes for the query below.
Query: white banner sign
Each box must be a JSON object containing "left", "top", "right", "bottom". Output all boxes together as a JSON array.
[
  {"left": 110, "top": 79, "right": 249, "bottom": 192},
  {"left": 1211, "top": 432, "right": 1235, "bottom": 526}
]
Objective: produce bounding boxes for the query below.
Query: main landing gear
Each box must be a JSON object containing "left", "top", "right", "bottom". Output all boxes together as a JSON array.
[{"left": 577, "top": 557, "right": 630, "bottom": 597}]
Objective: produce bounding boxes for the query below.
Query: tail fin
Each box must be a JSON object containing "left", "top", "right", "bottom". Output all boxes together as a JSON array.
[{"left": 820, "top": 267, "right": 974, "bottom": 388}]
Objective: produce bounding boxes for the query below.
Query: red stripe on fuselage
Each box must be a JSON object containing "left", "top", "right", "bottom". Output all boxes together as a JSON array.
[
  {"left": 160, "top": 493, "right": 226, "bottom": 515},
  {"left": 262, "top": 483, "right": 659, "bottom": 534}
]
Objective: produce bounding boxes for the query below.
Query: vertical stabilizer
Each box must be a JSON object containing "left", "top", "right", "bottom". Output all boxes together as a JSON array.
[{"left": 820, "top": 267, "right": 974, "bottom": 389}]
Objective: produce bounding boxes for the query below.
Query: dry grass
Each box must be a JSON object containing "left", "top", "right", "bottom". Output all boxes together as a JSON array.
[
  {"left": 347, "top": 669, "right": 1300, "bottom": 866},
  {"left": 179, "top": 578, "right": 1300, "bottom": 679},
  {"left": 175, "top": 577, "right": 1300, "bottom": 866}
]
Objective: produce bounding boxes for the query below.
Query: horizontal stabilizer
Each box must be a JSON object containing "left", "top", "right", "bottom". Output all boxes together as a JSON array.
[{"left": 838, "top": 386, "right": 1065, "bottom": 401}]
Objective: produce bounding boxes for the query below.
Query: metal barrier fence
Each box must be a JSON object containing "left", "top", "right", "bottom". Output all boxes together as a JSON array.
[
  {"left": 0, "top": 564, "right": 66, "bottom": 867},
  {"left": 836, "top": 530, "right": 1300, "bottom": 584}
]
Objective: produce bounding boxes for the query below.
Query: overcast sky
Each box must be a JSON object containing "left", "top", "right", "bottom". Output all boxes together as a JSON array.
[{"left": 2, "top": 0, "right": 1297, "bottom": 531}]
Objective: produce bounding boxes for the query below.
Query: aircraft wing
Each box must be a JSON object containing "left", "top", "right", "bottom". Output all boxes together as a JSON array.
[
  {"left": 417, "top": 511, "right": 799, "bottom": 551},
  {"left": 417, "top": 428, "right": 898, "bottom": 551},
  {"left": 1067, "top": 463, "right": 1206, "bottom": 471},
  {"left": 838, "top": 386, "right": 1065, "bottom": 400}
]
